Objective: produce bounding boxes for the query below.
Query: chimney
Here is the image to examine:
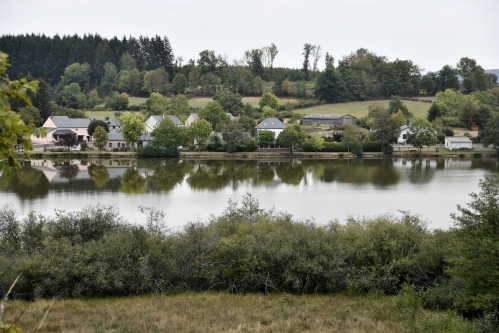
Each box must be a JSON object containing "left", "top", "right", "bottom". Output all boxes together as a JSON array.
[
  {"left": 406, "top": 119, "right": 410, "bottom": 126},
  {"left": 105, "top": 116, "right": 109, "bottom": 121}
]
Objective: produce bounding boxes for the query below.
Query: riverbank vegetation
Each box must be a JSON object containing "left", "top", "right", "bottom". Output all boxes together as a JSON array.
[{"left": 1, "top": 175, "right": 498, "bottom": 331}]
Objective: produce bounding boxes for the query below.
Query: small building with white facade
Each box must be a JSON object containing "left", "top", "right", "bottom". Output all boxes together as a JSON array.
[
  {"left": 445, "top": 136, "right": 472, "bottom": 150},
  {"left": 255, "top": 117, "right": 286, "bottom": 149},
  {"left": 397, "top": 124, "right": 410, "bottom": 144}
]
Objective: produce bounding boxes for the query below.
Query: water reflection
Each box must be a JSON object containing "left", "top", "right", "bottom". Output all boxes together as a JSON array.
[
  {"left": 120, "top": 168, "right": 147, "bottom": 194},
  {"left": 0, "top": 158, "right": 498, "bottom": 200},
  {"left": 0, "top": 162, "right": 51, "bottom": 199},
  {"left": 88, "top": 164, "right": 110, "bottom": 188}
]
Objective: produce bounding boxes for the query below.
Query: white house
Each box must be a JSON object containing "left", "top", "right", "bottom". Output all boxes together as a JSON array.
[
  {"left": 145, "top": 115, "right": 185, "bottom": 133},
  {"left": 255, "top": 118, "right": 286, "bottom": 149},
  {"left": 185, "top": 113, "right": 199, "bottom": 126},
  {"left": 445, "top": 136, "right": 472, "bottom": 150},
  {"left": 397, "top": 124, "right": 411, "bottom": 144}
]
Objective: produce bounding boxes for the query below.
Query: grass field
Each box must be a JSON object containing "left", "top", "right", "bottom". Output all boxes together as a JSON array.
[
  {"left": 188, "top": 96, "right": 298, "bottom": 109},
  {"left": 297, "top": 100, "right": 431, "bottom": 119},
  {"left": 85, "top": 110, "right": 123, "bottom": 118},
  {"left": 3, "top": 292, "right": 471, "bottom": 333},
  {"left": 95, "top": 96, "right": 147, "bottom": 108}
]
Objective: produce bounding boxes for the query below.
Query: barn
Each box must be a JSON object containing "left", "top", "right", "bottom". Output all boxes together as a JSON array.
[
  {"left": 300, "top": 114, "right": 357, "bottom": 126},
  {"left": 445, "top": 136, "right": 472, "bottom": 150}
]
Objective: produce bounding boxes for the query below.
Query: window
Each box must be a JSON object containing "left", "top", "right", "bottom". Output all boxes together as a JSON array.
[
  {"left": 402, "top": 134, "right": 407, "bottom": 139},
  {"left": 118, "top": 142, "right": 121, "bottom": 148},
  {"left": 109, "top": 143, "right": 112, "bottom": 148}
]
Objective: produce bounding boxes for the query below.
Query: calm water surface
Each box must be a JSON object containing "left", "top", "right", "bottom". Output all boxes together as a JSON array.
[{"left": 1, "top": 158, "right": 497, "bottom": 229}]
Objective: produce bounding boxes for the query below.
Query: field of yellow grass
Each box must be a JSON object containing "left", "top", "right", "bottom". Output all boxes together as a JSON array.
[{"left": 3, "top": 293, "right": 471, "bottom": 332}]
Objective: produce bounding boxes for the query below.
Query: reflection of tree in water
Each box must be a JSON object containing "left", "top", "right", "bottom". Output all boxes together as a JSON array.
[
  {"left": 88, "top": 164, "right": 110, "bottom": 189},
  {"left": 408, "top": 159, "right": 435, "bottom": 184},
  {"left": 120, "top": 168, "right": 147, "bottom": 194},
  {"left": 302, "top": 159, "right": 401, "bottom": 187},
  {"left": 276, "top": 163, "right": 305, "bottom": 185},
  {"left": 256, "top": 166, "right": 275, "bottom": 183},
  {"left": 0, "top": 163, "right": 51, "bottom": 199},
  {"left": 149, "top": 159, "right": 194, "bottom": 192},
  {"left": 370, "top": 159, "right": 400, "bottom": 186},
  {"left": 59, "top": 164, "right": 79, "bottom": 179},
  {"left": 187, "top": 160, "right": 256, "bottom": 190}
]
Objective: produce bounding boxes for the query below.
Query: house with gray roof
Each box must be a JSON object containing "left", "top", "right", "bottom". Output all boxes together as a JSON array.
[
  {"left": 32, "top": 115, "right": 122, "bottom": 146},
  {"left": 445, "top": 136, "right": 472, "bottom": 150},
  {"left": 107, "top": 132, "right": 152, "bottom": 150},
  {"left": 145, "top": 115, "right": 185, "bottom": 133},
  {"left": 255, "top": 118, "right": 287, "bottom": 149},
  {"left": 300, "top": 114, "right": 357, "bottom": 126}
]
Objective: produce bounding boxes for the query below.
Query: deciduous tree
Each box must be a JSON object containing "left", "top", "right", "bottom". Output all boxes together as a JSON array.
[
  {"left": 257, "top": 129, "right": 275, "bottom": 145},
  {"left": 277, "top": 124, "right": 305, "bottom": 153},
  {"left": 406, "top": 118, "right": 437, "bottom": 152},
  {"left": 370, "top": 110, "right": 400, "bottom": 154},
  {"left": 0, "top": 52, "right": 43, "bottom": 173},
  {"left": 150, "top": 117, "right": 185, "bottom": 157},
  {"left": 88, "top": 119, "right": 109, "bottom": 136},
  {"left": 188, "top": 119, "right": 212, "bottom": 152},
  {"left": 199, "top": 101, "right": 229, "bottom": 129},
  {"left": 92, "top": 125, "right": 109, "bottom": 151},
  {"left": 259, "top": 92, "right": 279, "bottom": 110},
  {"left": 482, "top": 114, "right": 499, "bottom": 152},
  {"left": 449, "top": 174, "right": 499, "bottom": 313},
  {"left": 341, "top": 124, "right": 363, "bottom": 152},
  {"left": 120, "top": 112, "right": 145, "bottom": 151}
]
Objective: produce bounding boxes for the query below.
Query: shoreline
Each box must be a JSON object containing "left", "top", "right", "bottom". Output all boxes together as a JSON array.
[{"left": 18, "top": 150, "right": 499, "bottom": 160}]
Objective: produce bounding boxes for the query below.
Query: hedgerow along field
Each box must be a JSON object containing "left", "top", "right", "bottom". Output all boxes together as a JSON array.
[
  {"left": 3, "top": 293, "right": 472, "bottom": 333},
  {"left": 297, "top": 100, "right": 432, "bottom": 119}
]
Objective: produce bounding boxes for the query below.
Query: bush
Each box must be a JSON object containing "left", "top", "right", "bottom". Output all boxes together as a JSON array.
[
  {"left": 351, "top": 142, "right": 363, "bottom": 156},
  {"left": 323, "top": 142, "right": 348, "bottom": 152},
  {"left": 137, "top": 145, "right": 179, "bottom": 157},
  {"left": 443, "top": 128, "right": 454, "bottom": 136},
  {"left": 112, "top": 148, "right": 119, "bottom": 152},
  {"left": 80, "top": 143, "right": 88, "bottom": 151},
  {"left": 362, "top": 141, "right": 383, "bottom": 152},
  {"left": 381, "top": 145, "right": 393, "bottom": 155}
]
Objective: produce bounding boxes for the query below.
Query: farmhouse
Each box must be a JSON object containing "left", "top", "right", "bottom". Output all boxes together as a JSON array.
[
  {"left": 300, "top": 114, "right": 357, "bottom": 126},
  {"left": 255, "top": 117, "right": 286, "bottom": 149},
  {"left": 445, "top": 136, "right": 472, "bottom": 150}
]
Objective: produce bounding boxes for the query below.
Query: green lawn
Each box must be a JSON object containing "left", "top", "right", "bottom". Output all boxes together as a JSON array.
[
  {"left": 85, "top": 110, "right": 123, "bottom": 118},
  {"left": 297, "top": 100, "right": 431, "bottom": 119},
  {"left": 95, "top": 96, "right": 147, "bottom": 108},
  {"left": 188, "top": 96, "right": 298, "bottom": 109}
]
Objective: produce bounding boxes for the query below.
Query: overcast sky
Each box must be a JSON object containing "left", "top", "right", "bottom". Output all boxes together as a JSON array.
[{"left": 2, "top": 0, "right": 498, "bottom": 72}]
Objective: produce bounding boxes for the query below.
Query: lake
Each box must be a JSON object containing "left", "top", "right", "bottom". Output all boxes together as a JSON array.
[{"left": 1, "top": 157, "right": 497, "bottom": 229}]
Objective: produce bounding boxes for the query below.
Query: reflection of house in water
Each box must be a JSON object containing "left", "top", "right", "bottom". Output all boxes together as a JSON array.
[{"left": 29, "top": 160, "right": 129, "bottom": 184}]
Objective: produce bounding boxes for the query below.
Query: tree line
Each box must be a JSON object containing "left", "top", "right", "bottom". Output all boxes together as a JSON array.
[
  {"left": 2, "top": 34, "right": 497, "bottom": 106},
  {"left": 1, "top": 175, "right": 498, "bottom": 330}
]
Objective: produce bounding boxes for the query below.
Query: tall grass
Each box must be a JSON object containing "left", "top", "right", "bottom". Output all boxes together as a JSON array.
[{"left": 2, "top": 293, "right": 472, "bottom": 333}]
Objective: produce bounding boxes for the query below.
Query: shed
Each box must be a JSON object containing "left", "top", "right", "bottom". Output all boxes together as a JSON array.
[
  {"left": 300, "top": 114, "right": 357, "bottom": 126},
  {"left": 445, "top": 136, "right": 472, "bottom": 150}
]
